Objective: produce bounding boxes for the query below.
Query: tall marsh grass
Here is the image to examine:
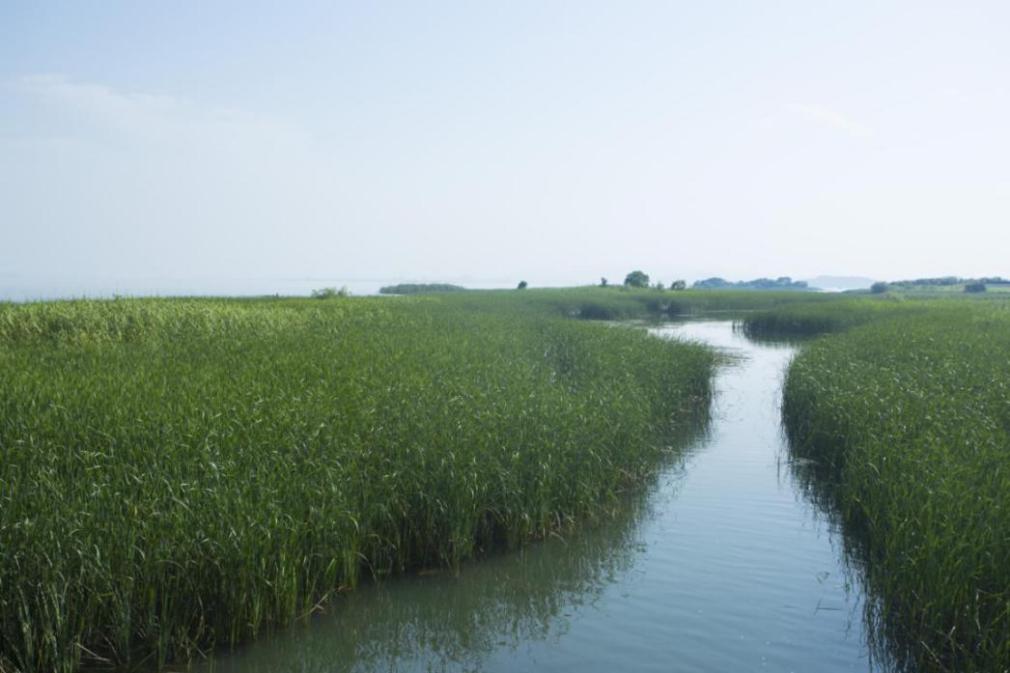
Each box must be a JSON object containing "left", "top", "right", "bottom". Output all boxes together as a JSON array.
[
  {"left": 0, "top": 294, "right": 714, "bottom": 673},
  {"left": 770, "top": 303, "right": 1010, "bottom": 671}
]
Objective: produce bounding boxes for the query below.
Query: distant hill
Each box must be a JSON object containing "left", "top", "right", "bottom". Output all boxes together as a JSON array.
[{"left": 803, "top": 276, "right": 876, "bottom": 292}]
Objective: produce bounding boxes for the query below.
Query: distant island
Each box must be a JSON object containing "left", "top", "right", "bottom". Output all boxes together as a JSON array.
[
  {"left": 692, "top": 276, "right": 812, "bottom": 291},
  {"left": 379, "top": 283, "right": 467, "bottom": 295}
]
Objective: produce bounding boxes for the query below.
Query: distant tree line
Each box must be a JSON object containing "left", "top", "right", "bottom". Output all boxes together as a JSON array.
[
  {"left": 379, "top": 283, "right": 467, "bottom": 295},
  {"left": 881, "top": 276, "right": 1010, "bottom": 294},
  {"left": 598, "top": 271, "right": 812, "bottom": 292},
  {"left": 888, "top": 276, "right": 1010, "bottom": 287}
]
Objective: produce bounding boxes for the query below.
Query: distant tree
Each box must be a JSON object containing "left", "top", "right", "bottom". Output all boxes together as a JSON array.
[
  {"left": 517, "top": 280, "right": 528, "bottom": 290},
  {"left": 624, "top": 270, "right": 650, "bottom": 288},
  {"left": 965, "top": 282, "right": 987, "bottom": 293},
  {"left": 654, "top": 281, "right": 665, "bottom": 291},
  {"left": 600, "top": 277, "right": 609, "bottom": 287},
  {"left": 870, "top": 282, "right": 889, "bottom": 294},
  {"left": 670, "top": 280, "right": 687, "bottom": 291}
]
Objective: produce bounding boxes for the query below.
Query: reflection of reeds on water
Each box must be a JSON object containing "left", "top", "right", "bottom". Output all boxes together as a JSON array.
[
  {"left": 778, "top": 305, "right": 1010, "bottom": 673},
  {"left": 197, "top": 413, "right": 712, "bottom": 673},
  {"left": 783, "top": 452, "right": 900, "bottom": 673}
]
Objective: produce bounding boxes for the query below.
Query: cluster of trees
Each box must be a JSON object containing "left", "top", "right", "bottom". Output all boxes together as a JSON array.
[
  {"left": 601, "top": 271, "right": 687, "bottom": 291},
  {"left": 311, "top": 286, "right": 350, "bottom": 299}
]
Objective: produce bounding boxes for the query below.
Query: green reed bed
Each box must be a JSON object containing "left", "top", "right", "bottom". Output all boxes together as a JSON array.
[
  {"left": 776, "top": 305, "right": 1010, "bottom": 671},
  {"left": 742, "top": 293, "right": 1008, "bottom": 338},
  {"left": 0, "top": 294, "right": 714, "bottom": 673},
  {"left": 742, "top": 296, "right": 924, "bottom": 337},
  {"left": 437, "top": 286, "right": 837, "bottom": 322}
]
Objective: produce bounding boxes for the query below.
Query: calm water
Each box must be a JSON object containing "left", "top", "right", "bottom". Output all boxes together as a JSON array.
[{"left": 196, "top": 321, "right": 879, "bottom": 673}]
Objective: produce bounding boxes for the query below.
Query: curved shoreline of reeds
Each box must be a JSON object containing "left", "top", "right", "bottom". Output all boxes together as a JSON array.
[
  {"left": 0, "top": 293, "right": 718, "bottom": 673},
  {"left": 746, "top": 300, "right": 1010, "bottom": 672}
]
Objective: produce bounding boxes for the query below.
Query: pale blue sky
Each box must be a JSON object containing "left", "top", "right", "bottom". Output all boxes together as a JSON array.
[{"left": 2, "top": 2, "right": 1009, "bottom": 295}]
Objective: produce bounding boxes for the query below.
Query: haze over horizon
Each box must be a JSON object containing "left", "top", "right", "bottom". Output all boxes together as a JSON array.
[{"left": 3, "top": 2, "right": 1009, "bottom": 297}]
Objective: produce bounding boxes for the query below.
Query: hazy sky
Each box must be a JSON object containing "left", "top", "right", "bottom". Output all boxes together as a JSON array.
[{"left": 2, "top": 2, "right": 1009, "bottom": 294}]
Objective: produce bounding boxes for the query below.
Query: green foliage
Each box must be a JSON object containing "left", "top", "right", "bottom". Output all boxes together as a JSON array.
[
  {"left": 517, "top": 280, "right": 528, "bottom": 290},
  {"left": 0, "top": 294, "right": 715, "bottom": 673},
  {"left": 669, "top": 280, "right": 686, "bottom": 291},
  {"left": 311, "top": 286, "right": 349, "bottom": 299},
  {"left": 870, "top": 281, "right": 888, "bottom": 294},
  {"left": 964, "top": 281, "right": 987, "bottom": 293},
  {"left": 764, "top": 300, "right": 1010, "bottom": 670},
  {"left": 623, "top": 270, "right": 650, "bottom": 288}
]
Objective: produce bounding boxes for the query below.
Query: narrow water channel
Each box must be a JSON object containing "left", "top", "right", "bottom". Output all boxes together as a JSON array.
[{"left": 197, "top": 321, "right": 879, "bottom": 673}]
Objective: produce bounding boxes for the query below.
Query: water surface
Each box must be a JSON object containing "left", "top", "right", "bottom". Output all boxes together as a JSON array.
[{"left": 197, "top": 321, "right": 877, "bottom": 672}]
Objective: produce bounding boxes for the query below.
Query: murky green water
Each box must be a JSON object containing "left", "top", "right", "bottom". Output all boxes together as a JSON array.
[{"left": 196, "top": 321, "right": 880, "bottom": 673}]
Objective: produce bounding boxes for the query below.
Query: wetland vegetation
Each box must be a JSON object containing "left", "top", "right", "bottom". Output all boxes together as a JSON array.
[
  {"left": 744, "top": 297, "right": 1010, "bottom": 672},
  {"left": 0, "top": 289, "right": 735, "bottom": 673},
  {"left": 3, "top": 287, "right": 1010, "bottom": 673}
]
